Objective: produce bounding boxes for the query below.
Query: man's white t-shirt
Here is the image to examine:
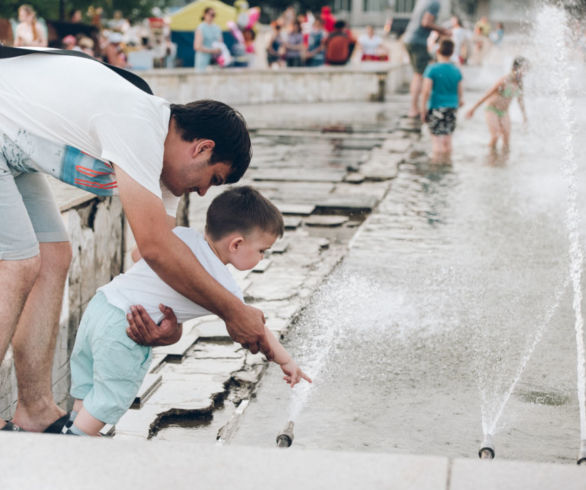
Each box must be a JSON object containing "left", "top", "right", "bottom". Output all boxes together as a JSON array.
[
  {"left": 0, "top": 50, "right": 179, "bottom": 215},
  {"left": 359, "top": 34, "right": 383, "bottom": 56},
  {"left": 99, "top": 227, "right": 243, "bottom": 324}
]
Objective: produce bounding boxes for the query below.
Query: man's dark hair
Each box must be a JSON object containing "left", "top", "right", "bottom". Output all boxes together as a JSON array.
[
  {"left": 170, "top": 100, "right": 252, "bottom": 184},
  {"left": 334, "top": 20, "right": 346, "bottom": 30},
  {"left": 438, "top": 38, "right": 454, "bottom": 57},
  {"left": 206, "top": 186, "right": 284, "bottom": 240}
]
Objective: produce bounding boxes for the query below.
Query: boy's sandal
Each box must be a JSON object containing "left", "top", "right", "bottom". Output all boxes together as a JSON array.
[
  {"left": 43, "top": 413, "right": 71, "bottom": 434},
  {"left": 1, "top": 420, "right": 25, "bottom": 432}
]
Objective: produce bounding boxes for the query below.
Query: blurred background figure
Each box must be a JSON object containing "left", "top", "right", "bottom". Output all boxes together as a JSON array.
[
  {"left": 69, "top": 9, "right": 83, "bottom": 24},
  {"left": 472, "top": 15, "right": 491, "bottom": 64},
  {"left": 267, "top": 22, "right": 285, "bottom": 68},
  {"left": 194, "top": 7, "right": 222, "bottom": 71},
  {"left": 358, "top": 25, "right": 389, "bottom": 61},
  {"left": 104, "top": 31, "right": 127, "bottom": 68},
  {"left": 285, "top": 19, "right": 304, "bottom": 67},
  {"left": 490, "top": 22, "right": 504, "bottom": 46},
  {"left": 305, "top": 16, "right": 326, "bottom": 67},
  {"left": 78, "top": 36, "right": 95, "bottom": 57},
  {"left": 61, "top": 34, "right": 77, "bottom": 50},
  {"left": 320, "top": 5, "right": 336, "bottom": 33},
  {"left": 14, "top": 4, "right": 47, "bottom": 47},
  {"left": 450, "top": 16, "right": 472, "bottom": 65},
  {"left": 325, "top": 20, "right": 356, "bottom": 66}
]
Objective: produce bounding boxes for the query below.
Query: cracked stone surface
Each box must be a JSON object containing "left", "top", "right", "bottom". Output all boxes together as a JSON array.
[{"left": 112, "top": 111, "right": 414, "bottom": 443}]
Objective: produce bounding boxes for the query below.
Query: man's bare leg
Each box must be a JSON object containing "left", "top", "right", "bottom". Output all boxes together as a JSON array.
[
  {"left": 0, "top": 256, "right": 41, "bottom": 429},
  {"left": 409, "top": 73, "right": 423, "bottom": 118},
  {"left": 11, "top": 242, "right": 72, "bottom": 432}
]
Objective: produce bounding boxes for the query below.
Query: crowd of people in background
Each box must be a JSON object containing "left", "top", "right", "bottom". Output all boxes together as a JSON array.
[{"left": 3, "top": 2, "right": 509, "bottom": 73}]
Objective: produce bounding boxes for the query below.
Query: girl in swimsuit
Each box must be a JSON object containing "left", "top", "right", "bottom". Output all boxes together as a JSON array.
[{"left": 466, "top": 57, "right": 528, "bottom": 150}]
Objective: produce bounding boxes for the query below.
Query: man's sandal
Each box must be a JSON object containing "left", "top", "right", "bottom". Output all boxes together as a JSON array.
[
  {"left": 43, "top": 413, "right": 71, "bottom": 434},
  {"left": 0, "top": 420, "right": 25, "bottom": 432}
]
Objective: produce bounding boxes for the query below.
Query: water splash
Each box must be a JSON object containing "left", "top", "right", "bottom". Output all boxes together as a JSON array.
[
  {"left": 481, "top": 277, "right": 569, "bottom": 436},
  {"left": 530, "top": 5, "right": 586, "bottom": 445}
]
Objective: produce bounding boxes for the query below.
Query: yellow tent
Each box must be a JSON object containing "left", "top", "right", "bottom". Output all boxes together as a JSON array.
[{"left": 170, "top": 0, "right": 236, "bottom": 31}]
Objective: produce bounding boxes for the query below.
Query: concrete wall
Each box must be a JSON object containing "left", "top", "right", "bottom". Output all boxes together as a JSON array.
[
  {"left": 0, "top": 185, "right": 126, "bottom": 419},
  {"left": 141, "top": 64, "right": 410, "bottom": 105}
]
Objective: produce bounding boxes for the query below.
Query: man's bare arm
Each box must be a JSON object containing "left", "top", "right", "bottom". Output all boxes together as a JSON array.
[
  {"left": 115, "top": 165, "right": 272, "bottom": 358},
  {"left": 421, "top": 11, "right": 449, "bottom": 36}
]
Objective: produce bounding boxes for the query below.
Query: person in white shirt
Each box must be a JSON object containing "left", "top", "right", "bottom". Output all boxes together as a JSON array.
[
  {"left": 0, "top": 50, "right": 270, "bottom": 434},
  {"left": 66, "top": 187, "right": 311, "bottom": 436},
  {"left": 358, "top": 25, "right": 388, "bottom": 61}
]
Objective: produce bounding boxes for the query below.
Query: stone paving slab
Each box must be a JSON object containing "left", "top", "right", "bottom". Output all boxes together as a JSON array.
[
  {"left": 0, "top": 433, "right": 449, "bottom": 490},
  {"left": 252, "top": 168, "right": 347, "bottom": 183},
  {"left": 304, "top": 215, "right": 349, "bottom": 227},
  {"left": 152, "top": 322, "right": 200, "bottom": 359},
  {"left": 275, "top": 203, "right": 316, "bottom": 215}
]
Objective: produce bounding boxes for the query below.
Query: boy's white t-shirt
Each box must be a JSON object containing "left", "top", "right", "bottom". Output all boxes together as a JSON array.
[
  {"left": 0, "top": 51, "right": 179, "bottom": 215},
  {"left": 99, "top": 227, "right": 243, "bottom": 324}
]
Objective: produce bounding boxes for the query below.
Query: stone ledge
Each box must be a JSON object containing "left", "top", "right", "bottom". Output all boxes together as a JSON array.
[{"left": 1, "top": 432, "right": 583, "bottom": 490}]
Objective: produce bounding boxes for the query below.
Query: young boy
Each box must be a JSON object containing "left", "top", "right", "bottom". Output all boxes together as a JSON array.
[
  {"left": 67, "top": 186, "right": 311, "bottom": 436},
  {"left": 420, "top": 38, "right": 464, "bottom": 164}
]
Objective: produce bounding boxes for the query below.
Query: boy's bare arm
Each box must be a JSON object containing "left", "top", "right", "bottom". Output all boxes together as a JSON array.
[
  {"left": 263, "top": 325, "right": 311, "bottom": 387},
  {"left": 420, "top": 77, "right": 432, "bottom": 120},
  {"left": 115, "top": 165, "right": 272, "bottom": 359},
  {"left": 458, "top": 80, "right": 464, "bottom": 107}
]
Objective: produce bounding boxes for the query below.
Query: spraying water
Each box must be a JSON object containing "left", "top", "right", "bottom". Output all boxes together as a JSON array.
[
  {"left": 481, "top": 277, "right": 569, "bottom": 436},
  {"left": 530, "top": 5, "right": 586, "bottom": 451}
]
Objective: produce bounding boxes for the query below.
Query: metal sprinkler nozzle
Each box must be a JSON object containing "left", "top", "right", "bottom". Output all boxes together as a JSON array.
[
  {"left": 577, "top": 439, "right": 586, "bottom": 465},
  {"left": 276, "top": 421, "right": 295, "bottom": 448},
  {"left": 478, "top": 434, "right": 495, "bottom": 459}
]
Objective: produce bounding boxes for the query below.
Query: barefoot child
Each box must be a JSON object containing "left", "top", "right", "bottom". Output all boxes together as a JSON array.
[
  {"left": 67, "top": 186, "right": 311, "bottom": 436},
  {"left": 466, "top": 56, "right": 528, "bottom": 150},
  {"left": 420, "top": 38, "right": 464, "bottom": 163}
]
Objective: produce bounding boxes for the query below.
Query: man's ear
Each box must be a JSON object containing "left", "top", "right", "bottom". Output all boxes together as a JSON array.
[
  {"left": 194, "top": 138, "right": 216, "bottom": 156},
  {"left": 228, "top": 235, "right": 244, "bottom": 253}
]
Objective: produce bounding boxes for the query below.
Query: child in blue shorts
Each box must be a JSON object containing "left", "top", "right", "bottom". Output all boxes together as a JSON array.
[
  {"left": 68, "top": 186, "right": 311, "bottom": 436},
  {"left": 420, "top": 38, "right": 464, "bottom": 164}
]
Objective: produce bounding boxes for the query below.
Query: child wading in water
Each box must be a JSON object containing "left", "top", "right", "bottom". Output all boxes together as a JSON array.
[
  {"left": 67, "top": 187, "right": 311, "bottom": 436},
  {"left": 466, "top": 56, "right": 528, "bottom": 151},
  {"left": 420, "top": 38, "right": 464, "bottom": 164}
]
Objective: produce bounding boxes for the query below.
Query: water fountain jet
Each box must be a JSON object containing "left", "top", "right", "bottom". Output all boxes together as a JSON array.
[
  {"left": 276, "top": 421, "right": 295, "bottom": 448},
  {"left": 577, "top": 440, "right": 586, "bottom": 465},
  {"left": 478, "top": 434, "right": 495, "bottom": 459}
]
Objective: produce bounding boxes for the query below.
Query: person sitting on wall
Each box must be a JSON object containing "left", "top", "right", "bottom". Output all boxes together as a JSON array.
[
  {"left": 325, "top": 20, "right": 356, "bottom": 66},
  {"left": 358, "top": 25, "right": 389, "bottom": 61}
]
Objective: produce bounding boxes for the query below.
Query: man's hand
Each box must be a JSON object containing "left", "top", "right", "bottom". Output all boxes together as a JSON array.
[
  {"left": 224, "top": 304, "right": 274, "bottom": 360},
  {"left": 126, "top": 304, "right": 182, "bottom": 346}
]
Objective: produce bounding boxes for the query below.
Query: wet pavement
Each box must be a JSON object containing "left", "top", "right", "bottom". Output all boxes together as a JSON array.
[{"left": 228, "top": 93, "right": 586, "bottom": 464}]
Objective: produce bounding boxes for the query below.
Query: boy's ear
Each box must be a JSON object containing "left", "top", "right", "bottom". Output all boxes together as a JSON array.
[{"left": 228, "top": 235, "right": 244, "bottom": 253}]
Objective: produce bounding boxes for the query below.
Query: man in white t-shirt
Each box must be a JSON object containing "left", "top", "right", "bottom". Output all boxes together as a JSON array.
[{"left": 0, "top": 50, "right": 270, "bottom": 433}]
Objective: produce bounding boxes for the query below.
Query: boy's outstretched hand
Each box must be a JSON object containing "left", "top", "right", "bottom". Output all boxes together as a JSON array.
[
  {"left": 465, "top": 108, "right": 475, "bottom": 119},
  {"left": 280, "top": 360, "right": 312, "bottom": 388}
]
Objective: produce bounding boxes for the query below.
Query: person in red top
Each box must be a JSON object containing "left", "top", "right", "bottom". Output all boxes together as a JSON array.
[
  {"left": 321, "top": 6, "right": 336, "bottom": 33},
  {"left": 325, "top": 20, "right": 355, "bottom": 65}
]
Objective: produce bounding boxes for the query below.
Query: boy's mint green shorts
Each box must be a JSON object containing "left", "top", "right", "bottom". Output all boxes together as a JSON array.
[{"left": 70, "top": 291, "right": 152, "bottom": 425}]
